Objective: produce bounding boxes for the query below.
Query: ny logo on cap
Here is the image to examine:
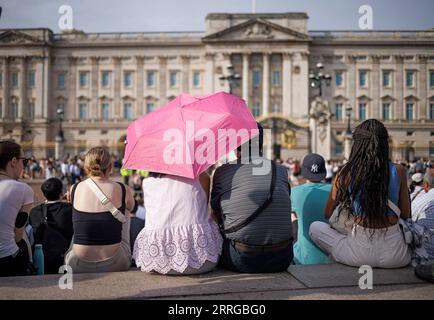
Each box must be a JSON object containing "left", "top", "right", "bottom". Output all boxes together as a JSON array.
[{"left": 311, "top": 164, "right": 319, "bottom": 173}]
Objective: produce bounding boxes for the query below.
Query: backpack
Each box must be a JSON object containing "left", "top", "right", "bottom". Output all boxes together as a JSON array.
[{"left": 32, "top": 204, "right": 70, "bottom": 274}]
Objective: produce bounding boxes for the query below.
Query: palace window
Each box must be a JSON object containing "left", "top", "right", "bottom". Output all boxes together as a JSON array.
[
  {"left": 430, "top": 103, "right": 434, "bottom": 120},
  {"left": 124, "top": 71, "right": 133, "bottom": 88},
  {"left": 193, "top": 71, "right": 201, "bottom": 87},
  {"left": 382, "top": 103, "right": 390, "bottom": 121},
  {"left": 335, "top": 141, "right": 343, "bottom": 155},
  {"left": 251, "top": 102, "right": 261, "bottom": 117},
  {"left": 430, "top": 142, "right": 434, "bottom": 157},
  {"left": 101, "top": 71, "right": 110, "bottom": 88},
  {"left": 359, "top": 70, "right": 367, "bottom": 87},
  {"left": 0, "top": 72, "right": 2, "bottom": 87},
  {"left": 146, "top": 71, "right": 155, "bottom": 87},
  {"left": 335, "top": 103, "right": 343, "bottom": 121},
  {"left": 252, "top": 70, "right": 261, "bottom": 88},
  {"left": 57, "top": 73, "right": 66, "bottom": 89},
  {"left": 146, "top": 102, "right": 154, "bottom": 113},
  {"left": 406, "top": 70, "right": 415, "bottom": 87},
  {"left": 79, "top": 72, "right": 88, "bottom": 87},
  {"left": 359, "top": 103, "right": 367, "bottom": 121},
  {"left": 430, "top": 71, "right": 434, "bottom": 87},
  {"left": 101, "top": 103, "right": 110, "bottom": 120},
  {"left": 406, "top": 103, "right": 414, "bottom": 121},
  {"left": 28, "top": 71, "right": 35, "bottom": 88},
  {"left": 169, "top": 71, "right": 178, "bottom": 87},
  {"left": 382, "top": 71, "right": 391, "bottom": 87},
  {"left": 123, "top": 102, "right": 133, "bottom": 120},
  {"left": 79, "top": 103, "right": 88, "bottom": 120},
  {"left": 0, "top": 99, "right": 2, "bottom": 118},
  {"left": 272, "top": 71, "right": 281, "bottom": 86},
  {"left": 335, "top": 71, "right": 343, "bottom": 87},
  {"left": 12, "top": 72, "right": 19, "bottom": 88}
]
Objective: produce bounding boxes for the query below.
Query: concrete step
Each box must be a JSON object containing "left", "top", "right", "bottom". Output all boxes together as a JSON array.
[{"left": 1, "top": 264, "right": 432, "bottom": 300}]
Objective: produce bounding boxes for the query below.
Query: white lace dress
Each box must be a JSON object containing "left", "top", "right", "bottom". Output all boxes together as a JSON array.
[{"left": 133, "top": 175, "right": 222, "bottom": 274}]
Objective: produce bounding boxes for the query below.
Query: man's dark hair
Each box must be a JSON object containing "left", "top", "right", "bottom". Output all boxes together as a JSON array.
[
  {"left": 237, "top": 122, "right": 264, "bottom": 158},
  {"left": 0, "top": 140, "right": 21, "bottom": 170},
  {"left": 41, "top": 178, "right": 63, "bottom": 201}
]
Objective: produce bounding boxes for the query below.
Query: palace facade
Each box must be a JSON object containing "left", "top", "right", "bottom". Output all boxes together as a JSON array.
[{"left": 1, "top": 13, "right": 434, "bottom": 160}]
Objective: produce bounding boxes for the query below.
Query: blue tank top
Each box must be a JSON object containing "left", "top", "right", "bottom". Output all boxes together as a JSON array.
[{"left": 352, "top": 162, "right": 400, "bottom": 217}]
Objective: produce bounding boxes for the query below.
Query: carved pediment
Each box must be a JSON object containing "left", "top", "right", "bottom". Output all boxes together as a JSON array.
[
  {"left": 0, "top": 30, "right": 44, "bottom": 45},
  {"left": 203, "top": 19, "right": 310, "bottom": 43}
]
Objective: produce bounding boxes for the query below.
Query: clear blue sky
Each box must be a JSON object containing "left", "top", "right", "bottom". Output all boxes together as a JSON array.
[{"left": 1, "top": 0, "right": 433, "bottom": 33}]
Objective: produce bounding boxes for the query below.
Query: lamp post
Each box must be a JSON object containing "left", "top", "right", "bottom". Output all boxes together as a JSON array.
[
  {"left": 344, "top": 104, "right": 353, "bottom": 160},
  {"left": 309, "top": 62, "right": 332, "bottom": 97},
  {"left": 55, "top": 108, "right": 65, "bottom": 160},
  {"left": 219, "top": 65, "right": 241, "bottom": 94}
]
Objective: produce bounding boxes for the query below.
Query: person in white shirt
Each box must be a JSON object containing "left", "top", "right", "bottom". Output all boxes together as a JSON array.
[
  {"left": 411, "top": 169, "right": 434, "bottom": 261},
  {"left": 0, "top": 141, "right": 34, "bottom": 277},
  {"left": 412, "top": 170, "right": 434, "bottom": 222},
  {"left": 409, "top": 173, "right": 424, "bottom": 202}
]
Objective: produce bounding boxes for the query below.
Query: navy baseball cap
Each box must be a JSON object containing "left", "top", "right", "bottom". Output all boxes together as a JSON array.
[{"left": 301, "top": 153, "right": 326, "bottom": 182}]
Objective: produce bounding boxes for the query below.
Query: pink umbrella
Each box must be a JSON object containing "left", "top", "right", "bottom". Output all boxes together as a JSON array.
[{"left": 122, "top": 92, "right": 258, "bottom": 179}]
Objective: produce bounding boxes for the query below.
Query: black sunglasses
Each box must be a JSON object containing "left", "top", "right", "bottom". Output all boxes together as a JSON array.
[{"left": 17, "top": 157, "right": 30, "bottom": 167}]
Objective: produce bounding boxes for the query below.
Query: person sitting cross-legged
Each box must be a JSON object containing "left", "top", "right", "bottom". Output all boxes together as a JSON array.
[{"left": 309, "top": 119, "right": 411, "bottom": 268}]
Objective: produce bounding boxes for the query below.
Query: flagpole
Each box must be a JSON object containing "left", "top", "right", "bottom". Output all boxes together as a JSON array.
[{"left": 252, "top": 0, "right": 256, "bottom": 14}]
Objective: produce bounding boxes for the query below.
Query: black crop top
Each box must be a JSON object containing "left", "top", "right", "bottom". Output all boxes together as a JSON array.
[{"left": 71, "top": 181, "right": 126, "bottom": 246}]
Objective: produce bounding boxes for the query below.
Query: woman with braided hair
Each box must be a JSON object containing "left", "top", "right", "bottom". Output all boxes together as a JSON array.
[{"left": 309, "top": 119, "right": 411, "bottom": 268}]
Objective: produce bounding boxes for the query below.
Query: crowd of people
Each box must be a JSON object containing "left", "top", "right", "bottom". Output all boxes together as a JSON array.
[{"left": 0, "top": 119, "right": 433, "bottom": 284}]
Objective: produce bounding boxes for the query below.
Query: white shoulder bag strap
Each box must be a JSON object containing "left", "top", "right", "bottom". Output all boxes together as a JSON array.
[
  {"left": 387, "top": 199, "right": 401, "bottom": 218},
  {"left": 85, "top": 178, "right": 126, "bottom": 224}
]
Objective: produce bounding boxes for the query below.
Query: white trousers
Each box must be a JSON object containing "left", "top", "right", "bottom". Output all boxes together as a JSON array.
[{"left": 309, "top": 221, "right": 411, "bottom": 268}]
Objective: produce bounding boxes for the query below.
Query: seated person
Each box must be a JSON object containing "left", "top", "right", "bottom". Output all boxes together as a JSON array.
[
  {"left": 410, "top": 173, "right": 424, "bottom": 202},
  {"left": 412, "top": 169, "right": 434, "bottom": 261},
  {"left": 291, "top": 154, "right": 331, "bottom": 265},
  {"left": 133, "top": 171, "right": 222, "bottom": 275},
  {"left": 0, "top": 141, "right": 34, "bottom": 277},
  {"left": 65, "top": 147, "right": 135, "bottom": 273},
  {"left": 211, "top": 123, "right": 294, "bottom": 273},
  {"left": 309, "top": 120, "right": 411, "bottom": 268},
  {"left": 29, "top": 178, "right": 73, "bottom": 273}
]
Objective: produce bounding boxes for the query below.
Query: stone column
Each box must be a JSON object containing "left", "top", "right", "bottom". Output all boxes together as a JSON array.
[
  {"left": 262, "top": 52, "right": 270, "bottom": 116},
  {"left": 220, "top": 52, "right": 232, "bottom": 92},
  {"left": 158, "top": 56, "right": 167, "bottom": 105},
  {"left": 113, "top": 56, "right": 122, "bottom": 118},
  {"left": 242, "top": 52, "right": 250, "bottom": 105},
  {"left": 18, "top": 56, "right": 27, "bottom": 120},
  {"left": 395, "top": 55, "right": 404, "bottom": 120},
  {"left": 347, "top": 55, "right": 357, "bottom": 121},
  {"left": 204, "top": 53, "right": 215, "bottom": 93},
  {"left": 136, "top": 56, "right": 144, "bottom": 116},
  {"left": 90, "top": 57, "right": 99, "bottom": 119},
  {"left": 2, "top": 57, "right": 9, "bottom": 119},
  {"left": 418, "top": 55, "right": 428, "bottom": 120},
  {"left": 42, "top": 54, "right": 50, "bottom": 120},
  {"left": 67, "top": 57, "right": 77, "bottom": 119},
  {"left": 282, "top": 52, "right": 293, "bottom": 117},
  {"left": 181, "top": 55, "right": 190, "bottom": 93},
  {"left": 372, "top": 55, "right": 381, "bottom": 119}
]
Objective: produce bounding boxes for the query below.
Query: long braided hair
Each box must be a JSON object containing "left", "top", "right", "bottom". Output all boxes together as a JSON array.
[{"left": 336, "top": 119, "right": 390, "bottom": 229}]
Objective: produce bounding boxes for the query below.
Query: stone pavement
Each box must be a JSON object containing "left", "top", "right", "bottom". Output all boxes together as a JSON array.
[{"left": 1, "top": 264, "right": 433, "bottom": 300}]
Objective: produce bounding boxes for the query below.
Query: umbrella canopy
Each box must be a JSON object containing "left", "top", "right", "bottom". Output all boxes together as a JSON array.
[{"left": 122, "top": 92, "right": 258, "bottom": 179}]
